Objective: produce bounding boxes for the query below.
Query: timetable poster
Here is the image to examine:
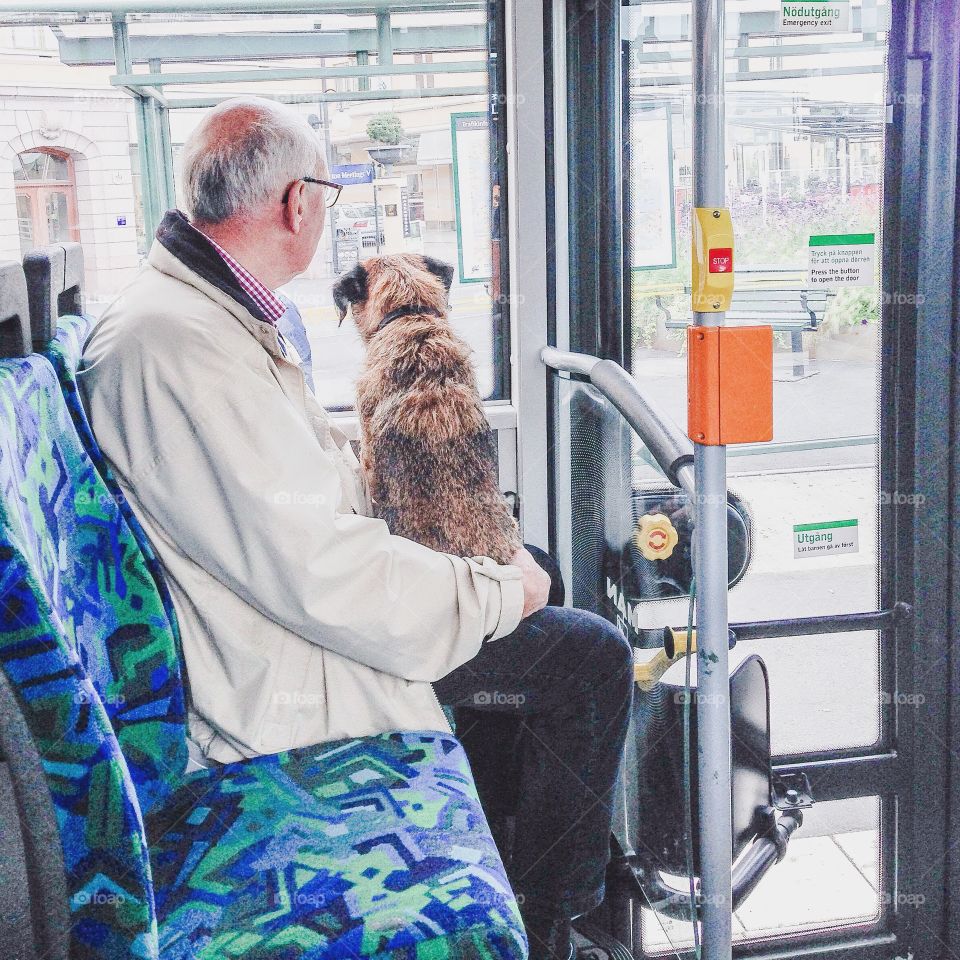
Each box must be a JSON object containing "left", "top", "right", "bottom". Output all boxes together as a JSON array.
[
  {"left": 451, "top": 113, "right": 493, "bottom": 283},
  {"left": 628, "top": 105, "right": 676, "bottom": 271}
]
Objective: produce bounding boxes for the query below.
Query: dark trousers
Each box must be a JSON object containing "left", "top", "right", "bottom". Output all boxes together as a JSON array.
[{"left": 433, "top": 546, "right": 634, "bottom": 918}]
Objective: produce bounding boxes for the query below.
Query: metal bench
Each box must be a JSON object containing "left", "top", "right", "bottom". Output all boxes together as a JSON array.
[{"left": 655, "top": 270, "right": 831, "bottom": 380}]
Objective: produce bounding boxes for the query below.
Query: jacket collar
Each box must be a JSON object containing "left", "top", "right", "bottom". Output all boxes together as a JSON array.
[{"left": 148, "top": 210, "right": 286, "bottom": 358}]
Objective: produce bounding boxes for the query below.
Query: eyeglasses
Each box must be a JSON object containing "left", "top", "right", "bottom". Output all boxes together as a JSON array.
[{"left": 282, "top": 176, "right": 343, "bottom": 208}]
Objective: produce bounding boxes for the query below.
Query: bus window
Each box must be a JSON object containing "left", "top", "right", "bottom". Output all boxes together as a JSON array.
[{"left": 8, "top": 5, "right": 508, "bottom": 411}]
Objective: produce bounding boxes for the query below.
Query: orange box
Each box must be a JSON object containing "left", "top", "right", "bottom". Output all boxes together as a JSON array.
[{"left": 687, "top": 326, "right": 773, "bottom": 445}]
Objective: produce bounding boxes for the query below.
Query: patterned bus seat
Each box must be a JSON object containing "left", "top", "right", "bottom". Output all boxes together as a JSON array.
[{"left": 2, "top": 254, "right": 527, "bottom": 959}]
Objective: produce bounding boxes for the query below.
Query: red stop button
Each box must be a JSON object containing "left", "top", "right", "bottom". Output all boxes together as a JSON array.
[{"left": 709, "top": 248, "right": 733, "bottom": 273}]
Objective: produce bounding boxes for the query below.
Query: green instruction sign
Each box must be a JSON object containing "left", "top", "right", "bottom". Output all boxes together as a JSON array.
[
  {"left": 808, "top": 232, "right": 876, "bottom": 288},
  {"left": 779, "top": 1, "right": 851, "bottom": 33},
  {"left": 793, "top": 519, "right": 860, "bottom": 558}
]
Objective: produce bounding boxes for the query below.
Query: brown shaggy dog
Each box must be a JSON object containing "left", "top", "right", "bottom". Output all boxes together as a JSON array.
[{"left": 332, "top": 254, "right": 522, "bottom": 564}]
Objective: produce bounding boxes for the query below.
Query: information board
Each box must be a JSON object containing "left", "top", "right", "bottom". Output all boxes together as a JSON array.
[{"left": 450, "top": 112, "right": 492, "bottom": 283}]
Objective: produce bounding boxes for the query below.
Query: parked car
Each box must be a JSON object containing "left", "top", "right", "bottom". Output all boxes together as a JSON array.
[{"left": 335, "top": 202, "right": 385, "bottom": 247}]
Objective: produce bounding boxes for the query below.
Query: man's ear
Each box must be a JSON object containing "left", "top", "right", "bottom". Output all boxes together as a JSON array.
[
  {"left": 332, "top": 263, "right": 369, "bottom": 326},
  {"left": 282, "top": 178, "right": 307, "bottom": 233},
  {"left": 421, "top": 256, "right": 454, "bottom": 293}
]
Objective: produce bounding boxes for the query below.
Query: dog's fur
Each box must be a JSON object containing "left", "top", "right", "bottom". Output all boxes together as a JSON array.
[{"left": 333, "top": 254, "right": 522, "bottom": 564}]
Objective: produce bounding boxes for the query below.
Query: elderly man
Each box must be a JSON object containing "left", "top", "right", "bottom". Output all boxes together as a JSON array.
[{"left": 78, "top": 97, "right": 633, "bottom": 960}]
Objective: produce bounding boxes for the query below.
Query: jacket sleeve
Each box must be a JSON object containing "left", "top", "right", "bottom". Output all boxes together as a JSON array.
[{"left": 84, "top": 313, "right": 525, "bottom": 683}]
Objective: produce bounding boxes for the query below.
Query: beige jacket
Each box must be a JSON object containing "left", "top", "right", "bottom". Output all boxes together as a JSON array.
[{"left": 78, "top": 239, "right": 524, "bottom": 763}]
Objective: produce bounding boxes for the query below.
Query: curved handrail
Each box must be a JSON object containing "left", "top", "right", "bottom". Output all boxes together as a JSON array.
[{"left": 541, "top": 346, "right": 696, "bottom": 496}]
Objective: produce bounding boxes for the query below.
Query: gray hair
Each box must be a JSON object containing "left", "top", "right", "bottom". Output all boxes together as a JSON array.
[{"left": 182, "top": 97, "right": 327, "bottom": 223}]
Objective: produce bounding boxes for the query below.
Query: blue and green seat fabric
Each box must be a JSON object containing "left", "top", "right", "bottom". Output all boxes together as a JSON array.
[
  {"left": 0, "top": 342, "right": 526, "bottom": 957},
  {"left": 41, "top": 311, "right": 183, "bottom": 658},
  {"left": 152, "top": 733, "right": 525, "bottom": 960},
  {"left": 0, "top": 353, "right": 174, "bottom": 955}
]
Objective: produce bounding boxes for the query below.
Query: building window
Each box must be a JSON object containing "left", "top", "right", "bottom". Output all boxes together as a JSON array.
[{"left": 14, "top": 149, "right": 79, "bottom": 257}]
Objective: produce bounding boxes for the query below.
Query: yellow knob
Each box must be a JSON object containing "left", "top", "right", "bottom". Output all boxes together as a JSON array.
[{"left": 635, "top": 513, "right": 679, "bottom": 562}]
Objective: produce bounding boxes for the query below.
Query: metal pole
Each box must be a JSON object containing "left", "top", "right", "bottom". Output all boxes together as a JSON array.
[
  {"left": 376, "top": 11, "right": 394, "bottom": 65},
  {"left": 158, "top": 104, "right": 176, "bottom": 210},
  {"left": 143, "top": 93, "right": 164, "bottom": 235},
  {"left": 376, "top": 12, "right": 393, "bottom": 95},
  {"left": 313, "top": 101, "right": 340, "bottom": 275},
  {"left": 150, "top": 58, "right": 176, "bottom": 213},
  {"left": 692, "top": 0, "right": 733, "bottom": 956},
  {"left": 112, "top": 15, "right": 159, "bottom": 244}
]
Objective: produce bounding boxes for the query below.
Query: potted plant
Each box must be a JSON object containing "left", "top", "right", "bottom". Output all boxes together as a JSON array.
[{"left": 366, "top": 113, "right": 408, "bottom": 169}]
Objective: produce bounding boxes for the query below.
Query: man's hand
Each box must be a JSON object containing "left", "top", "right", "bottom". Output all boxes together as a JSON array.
[{"left": 510, "top": 546, "right": 552, "bottom": 619}]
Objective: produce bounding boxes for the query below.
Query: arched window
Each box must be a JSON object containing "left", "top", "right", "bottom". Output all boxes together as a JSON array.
[{"left": 14, "top": 148, "right": 79, "bottom": 256}]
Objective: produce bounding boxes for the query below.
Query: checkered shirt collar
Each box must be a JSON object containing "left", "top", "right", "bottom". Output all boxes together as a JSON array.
[{"left": 190, "top": 223, "right": 287, "bottom": 327}]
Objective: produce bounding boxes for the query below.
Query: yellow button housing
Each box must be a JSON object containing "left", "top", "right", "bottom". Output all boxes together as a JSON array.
[{"left": 691, "top": 206, "right": 735, "bottom": 312}]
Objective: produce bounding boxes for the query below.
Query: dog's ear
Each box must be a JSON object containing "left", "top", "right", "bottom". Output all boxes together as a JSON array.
[
  {"left": 332, "top": 263, "right": 369, "bottom": 327},
  {"left": 421, "top": 256, "right": 454, "bottom": 293}
]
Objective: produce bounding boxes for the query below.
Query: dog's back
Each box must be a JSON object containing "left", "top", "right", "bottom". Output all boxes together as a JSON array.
[{"left": 333, "top": 255, "right": 521, "bottom": 564}]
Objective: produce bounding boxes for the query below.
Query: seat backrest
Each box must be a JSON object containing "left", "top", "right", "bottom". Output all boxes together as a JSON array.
[
  {"left": 27, "top": 245, "right": 187, "bottom": 698},
  {"left": 23, "top": 242, "right": 83, "bottom": 349},
  {"left": 0, "top": 339, "right": 189, "bottom": 817},
  {"left": 0, "top": 483, "right": 159, "bottom": 957},
  {"left": 0, "top": 263, "right": 161, "bottom": 955},
  {"left": 43, "top": 313, "right": 185, "bottom": 653},
  {"left": 0, "top": 261, "right": 31, "bottom": 358}
]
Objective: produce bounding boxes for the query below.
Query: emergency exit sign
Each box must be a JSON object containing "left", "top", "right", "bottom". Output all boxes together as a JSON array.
[{"left": 779, "top": 1, "right": 850, "bottom": 33}]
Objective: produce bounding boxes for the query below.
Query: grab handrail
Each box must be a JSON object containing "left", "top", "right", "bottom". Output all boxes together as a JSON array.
[{"left": 540, "top": 347, "right": 696, "bottom": 496}]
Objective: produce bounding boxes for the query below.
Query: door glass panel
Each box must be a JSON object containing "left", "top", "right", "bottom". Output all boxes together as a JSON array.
[
  {"left": 16, "top": 193, "right": 34, "bottom": 256},
  {"left": 623, "top": 0, "right": 888, "bottom": 756},
  {"left": 613, "top": 4, "right": 890, "bottom": 954},
  {"left": 45, "top": 190, "right": 71, "bottom": 243},
  {"left": 640, "top": 798, "right": 882, "bottom": 953}
]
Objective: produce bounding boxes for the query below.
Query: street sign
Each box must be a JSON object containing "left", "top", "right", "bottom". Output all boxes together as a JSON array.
[{"left": 332, "top": 163, "right": 375, "bottom": 185}]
